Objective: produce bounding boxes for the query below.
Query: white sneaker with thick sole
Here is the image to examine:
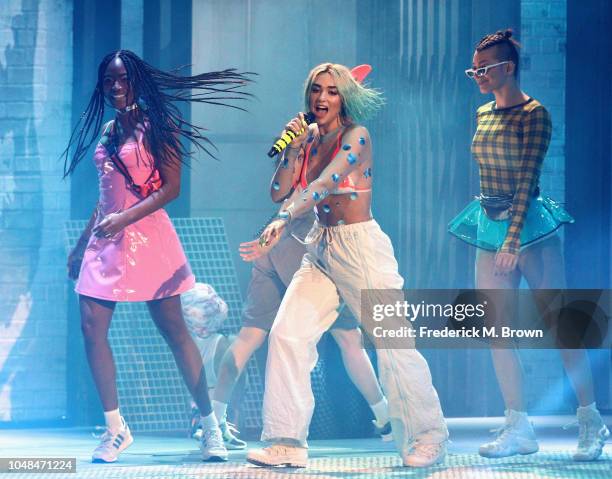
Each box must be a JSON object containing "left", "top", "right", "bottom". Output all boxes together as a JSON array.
[
  {"left": 571, "top": 407, "right": 610, "bottom": 461},
  {"left": 200, "top": 426, "right": 228, "bottom": 462},
  {"left": 479, "top": 410, "right": 539, "bottom": 458},
  {"left": 91, "top": 418, "right": 134, "bottom": 463},
  {"left": 246, "top": 444, "right": 308, "bottom": 468},
  {"left": 403, "top": 442, "right": 447, "bottom": 467}
]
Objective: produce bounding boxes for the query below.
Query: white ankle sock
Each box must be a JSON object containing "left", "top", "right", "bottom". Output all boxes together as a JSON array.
[
  {"left": 199, "top": 412, "right": 219, "bottom": 430},
  {"left": 370, "top": 397, "right": 389, "bottom": 425},
  {"left": 577, "top": 402, "right": 597, "bottom": 412},
  {"left": 104, "top": 408, "right": 123, "bottom": 432},
  {"left": 211, "top": 400, "right": 228, "bottom": 423}
]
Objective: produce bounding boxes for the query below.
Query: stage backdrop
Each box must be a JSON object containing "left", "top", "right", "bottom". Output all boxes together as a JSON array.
[{"left": 0, "top": 0, "right": 609, "bottom": 428}]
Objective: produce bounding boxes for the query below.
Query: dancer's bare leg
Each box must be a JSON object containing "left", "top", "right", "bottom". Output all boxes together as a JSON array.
[
  {"left": 519, "top": 236, "right": 595, "bottom": 406},
  {"left": 214, "top": 326, "right": 268, "bottom": 405},
  {"left": 476, "top": 250, "right": 523, "bottom": 410},
  {"left": 147, "top": 295, "right": 212, "bottom": 414},
  {"left": 80, "top": 295, "right": 117, "bottom": 411},
  {"left": 331, "top": 328, "right": 384, "bottom": 405}
]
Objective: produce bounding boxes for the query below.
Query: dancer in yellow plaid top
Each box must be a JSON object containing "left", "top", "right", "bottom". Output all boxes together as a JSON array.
[
  {"left": 449, "top": 29, "right": 608, "bottom": 462},
  {"left": 472, "top": 97, "right": 552, "bottom": 255}
]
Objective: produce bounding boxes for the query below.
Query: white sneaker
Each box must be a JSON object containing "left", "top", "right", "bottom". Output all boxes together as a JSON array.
[
  {"left": 246, "top": 444, "right": 308, "bottom": 468},
  {"left": 479, "top": 410, "right": 538, "bottom": 458},
  {"left": 372, "top": 419, "right": 393, "bottom": 442},
  {"left": 403, "top": 442, "right": 446, "bottom": 467},
  {"left": 200, "top": 426, "right": 228, "bottom": 462},
  {"left": 91, "top": 418, "right": 134, "bottom": 463},
  {"left": 220, "top": 421, "right": 247, "bottom": 450},
  {"left": 571, "top": 407, "right": 610, "bottom": 461}
]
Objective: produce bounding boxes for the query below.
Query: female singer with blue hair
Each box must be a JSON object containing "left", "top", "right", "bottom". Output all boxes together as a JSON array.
[{"left": 242, "top": 62, "right": 448, "bottom": 469}]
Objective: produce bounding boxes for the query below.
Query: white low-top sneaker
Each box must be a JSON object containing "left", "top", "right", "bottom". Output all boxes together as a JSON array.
[
  {"left": 220, "top": 421, "right": 247, "bottom": 450},
  {"left": 91, "top": 417, "right": 134, "bottom": 463},
  {"left": 200, "top": 426, "right": 228, "bottom": 462}
]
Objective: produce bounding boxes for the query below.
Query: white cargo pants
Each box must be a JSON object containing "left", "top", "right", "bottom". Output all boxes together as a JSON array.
[{"left": 261, "top": 219, "right": 448, "bottom": 454}]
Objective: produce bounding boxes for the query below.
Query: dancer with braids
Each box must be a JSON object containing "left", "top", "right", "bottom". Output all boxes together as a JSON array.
[
  {"left": 449, "top": 29, "right": 608, "bottom": 460},
  {"left": 244, "top": 63, "right": 447, "bottom": 469},
  {"left": 209, "top": 68, "right": 392, "bottom": 450},
  {"left": 64, "top": 50, "right": 251, "bottom": 463}
]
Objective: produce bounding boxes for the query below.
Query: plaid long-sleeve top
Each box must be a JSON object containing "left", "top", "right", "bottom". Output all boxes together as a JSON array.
[{"left": 472, "top": 98, "right": 552, "bottom": 255}]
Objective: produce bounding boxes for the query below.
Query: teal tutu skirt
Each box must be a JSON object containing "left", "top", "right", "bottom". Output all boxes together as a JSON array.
[{"left": 448, "top": 196, "right": 574, "bottom": 251}]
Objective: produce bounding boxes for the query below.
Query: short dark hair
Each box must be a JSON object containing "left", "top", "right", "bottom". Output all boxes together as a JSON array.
[{"left": 476, "top": 29, "right": 521, "bottom": 77}]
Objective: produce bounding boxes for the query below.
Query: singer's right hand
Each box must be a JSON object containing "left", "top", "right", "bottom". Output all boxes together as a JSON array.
[
  {"left": 284, "top": 112, "right": 309, "bottom": 147},
  {"left": 239, "top": 238, "right": 275, "bottom": 262}
]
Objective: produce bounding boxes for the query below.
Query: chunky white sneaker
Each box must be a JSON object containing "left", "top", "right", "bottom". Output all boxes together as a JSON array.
[
  {"left": 200, "top": 426, "right": 228, "bottom": 462},
  {"left": 91, "top": 418, "right": 134, "bottom": 463},
  {"left": 372, "top": 419, "right": 393, "bottom": 442},
  {"left": 571, "top": 407, "right": 610, "bottom": 461},
  {"left": 479, "top": 410, "right": 539, "bottom": 458},
  {"left": 403, "top": 442, "right": 446, "bottom": 467},
  {"left": 220, "top": 421, "right": 247, "bottom": 450},
  {"left": 246, "top": 444, "right": 308, "bottom": 468}
]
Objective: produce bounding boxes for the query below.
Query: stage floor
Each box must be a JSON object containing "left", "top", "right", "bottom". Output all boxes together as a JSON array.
[{"left": 1, "top": 416, "right": 610, "bottom": 478}]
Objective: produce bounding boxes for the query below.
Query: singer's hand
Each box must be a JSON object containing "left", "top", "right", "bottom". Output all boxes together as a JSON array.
[
  {"left": 254, "top": 219, "right": 286, "bottom": 252},
  {"left": 285, "top": 112, "right": 309, "bottom": 147},
  {"left": 239, "top": 238, "right": 275, "bottom": 262}
]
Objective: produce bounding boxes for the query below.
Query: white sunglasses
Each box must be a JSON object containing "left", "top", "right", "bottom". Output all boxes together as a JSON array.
[{"left": 465, "top": 61, "right": 511, "bottom": 79}]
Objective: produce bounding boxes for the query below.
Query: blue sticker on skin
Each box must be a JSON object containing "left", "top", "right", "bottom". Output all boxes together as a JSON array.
[
  {"left": 312, "top": 148, "right": 318, "bottom": 156},
  {"left": 331, "top": 173, "right": 340, "bottom": 182},
  {"left": 350, "top": 192, "right": 358, "bottom": 200},
  {"left": 363, "top": 167, "right": 372, "bottom": 178},
  {"left": 273, "top": 181, "right": 280, "bottom": 190},
  {"left": 322, "top": 205, "right": 331, "bottom": 213},
  {"left": 358, "top": 137, "right": 366, "bottom": 145},
  {"left": 347, "top": 153, "right": 356, "bottom": 165},
  {"left": 312, "top": 191, "right": 321, "bottom": 201},
  {"left": 342, "top": 144, "right": 351, "bottom": 151}
]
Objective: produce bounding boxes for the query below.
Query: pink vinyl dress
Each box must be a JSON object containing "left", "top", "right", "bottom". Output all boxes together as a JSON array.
[{"left": 75, "top": 133, "right": 195, "bottom": 302}]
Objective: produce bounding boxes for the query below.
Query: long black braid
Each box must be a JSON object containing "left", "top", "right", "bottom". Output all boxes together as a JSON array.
[{"left": 62, "top": 49, "right": 253, "bottom": 176}]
